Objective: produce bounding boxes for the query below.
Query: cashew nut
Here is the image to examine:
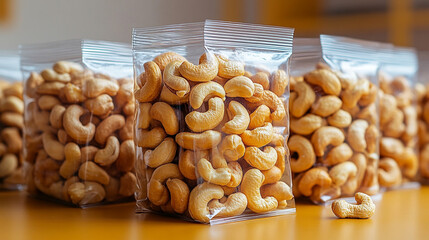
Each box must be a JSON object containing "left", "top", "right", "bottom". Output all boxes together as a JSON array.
[
  {"left": 304, "top": 69, "right": 341, "bottom": 96},
  {"left": 95, "top": 114, "right": 125, "bottom": 145},
  {"left": 270, "top": 70, "right": 288, "bottom": 97},
  {"left": 59, "top": 142, "right": 81, "bottom": 179},
  {"left": 186, "top": 97, "right": 224, "bottom": 132},
  {"left": 165, "top": 178, "right": 189, "bottom": 214},
  {"left": 289, "top": 135, "right": 315, "bottom": 173},
  {"left": 341, "top": 78, "right": 370, "bottom": 108},
  {"left": 248, "top": 104, "right": 271, "bottom": 130},
  {"left": 2, "top": 127, "right": 22, "bottom": 154},
  {"left": 84, "top": 94, "right": 114, "bottom": 116},
  {"left": 250, "top": 72, "right": 270, "bottom": 90},
  {"left": 329, "top": 162, "right": 357, "bottom": 187},
  {"left": 147, "top": 163, "right": 183, "bottom": 206},
  {"left": 136, "top": 127, "right": 166, "bottom": 148},
  {"left": 197, "top": 158, "right": 231, "bottom": 185},
  {"left": 218, "top": 134, "right": 245, "bottom": 161},
  {"left": 324, "top": 143, "right": 353, "bottom": 166},
  {"left": 311, "top": 95, "right": 342, "bottom": 117},
  {"left": 240, "top": 122, "right": 273, "bottom": 147},
  {"left": 298, "top": 168, "right": 332, "bottom": 196},
  {"left": 378, "top": 158, "right": 402, "bottom": 187},
  {"left": 119, "top": 172, "right": 137, "bottom": 197},
  {"left": 260, "top": 181, "right": 293, "bottom": 204},
  {"left": 208, "top": 192, "right": 247, "bottom": 218},
  {"left": 290, "top": 81, "right": 316, "bottom": 118},
  {"left": 63, "top": 105, "right": 96, "bottom": 142},
  {"left": 175, "top": 130, "right": 221, "bottom": 150},
  {"left": 150, "top": 102, "right": 179, "bottom": 135},
  {"left": 163, "top": 60, "right": 190, "bottom": 97},
  {"left": 153, "top": 52, "right": 187, "bottom": 71},
  {"left": 331, "top": 192, "right": 375, "bottom": 219},
  {"left": 78, "top": 161, "right": 110, "bottom": 185},
  {"left": 135, "top": 61, "right": 162, "bottom": 102},
  {"left": 311, "top": 126, "right": 345, "bottom": 157},
  {"left": 94, "top": 136, "right": 120, "bottom": 166},
  {"left": 222, "top": 101, "right": 250, "bottom": 134},
  {"left": 327, "top": 109, "right": 352, "bottom": 128},
  {"left": 188, "top": 182, "right": 224, "bottom": 223},
  {"left": 241, "top": 169, "right": 278, "bottom": 213},
  {"left": 42, "top": 132, "right": 64, "bottom": 161},
  {"left": 41, "top": 69, "right": 71, "bottom": 83},
  {"left": 144, "top": 137, "right": 177, "bottom": 168},
  {"left": 83, "top": 78, "right": 119, "bottom": 98},
  {"left": 244, "top": 146, "right": 277, "bottom": 170},
  {"left": 247, "top": 90, "right": 286, "bottom": 121},
  {"left": 116, "top": 140, "right": 135, "bottom": 172},
  {"left": 159, "top": 85, "right": 189, "bottom": 105},
  {"left": 178, "top": 150, "right": 209, "bottom": 180},
  {"left": 290, "top": 114, "right": 322, "bottom": 135},
  {"left": 224, "top": 76, "right": 255, "bottom": 98},
  {"left": 0, "top": 154, "right": 18, "bottom": 178}
]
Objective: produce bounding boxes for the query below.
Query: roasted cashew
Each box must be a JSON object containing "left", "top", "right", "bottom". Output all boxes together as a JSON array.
[
  {"left": 332, "top": 192, "right": 375, "bottom": 219},
  {"left": 380, "top": 93, "right": 397, "bottom": 125},
  {"left": 0, "top": 154, "right": 18, "bottom": 178},
  {"left": 290, "top": 113, "right": 322, "bottom": 135},
  {"left": 147, "top": 163, "right": 183, "bottom": 206},
  {"left": 83, "top": 78, "right": 118, "bottom": 98},
  {"left": 0, "top": 112, "right": 24, "bottom": 129},
  {"left": 41, "top": 69, "right": 71, "bottom": 83},
  {"left": 402, "top": 105, "right": 418, "bottom": 143},
  {"left": 179, "top": 53, "right": 218, "bottom": 82},
  {"left": 219, "top": 134, "right": 245, "bottom": 161},
  {"left": 37, "top": 95, "right": 60, "bottom": 111},
  {"left": 248, "top": 104, "right": 271, "bottom": 130},
  {"left": 118, "top": 172, "right": 137, "bottom": 197},
  {"left": 222, "top": 101, "right": 250, "bottom": 134},
  {"left": 2, "top": 127, "right": 22, "bottom": 154},
  {"left": 186, "top": 97, "right": 224, "bottom": 132},
  {"left": 63, "top": 105, "right": 96, "bottom": 142},
  {"left": 270, "top": 70, "right": 288, "bottom": 97},
  {"left": 25, "top": 72, "right": 44, "bottom": 98},
  {"left": 244, "top": 146, "right": 277, "bottom": 170},
  {"left": 289, "top": 135, "right": 315, "bottom": 173},
  {"left": 36, "top": 82, "right": 66, "bottom": 95},
  {"left": 226, "top": 162, "right": 243, "bottom": 187},
  {"left": 290, "top": 81, "right": 316, "bottom": 118},
  {"left": 241, "top": 169, "right": 278, "bottom": 213},
  {"left": 136, "top": 127, "right": 166, "bottom": 148},
  {"left": 119, "top": 116, "right": 134, "bottom": 141},
  {"left": 144, "top": 137, "right": 177, "bottom": 168},
  {"left": 261, "top": 181, "right": 293, "bottom": 204},
  {"left": 311, "top": 95, "right": 342, "bottom": 117},
  {"left": 224, "top": 76, "right": 255, "bottom": 98},
  {"left": 135, "top": 61, "right": 162, "bottom": 102},
  {"left": 59, "top": 142, "right": 81, "bottom": 179},
  {"left": 399, "top": 147, "right": 418, "bottom": 179},
  {"left": 150, "top": 102, "right": 179, "bottom": 135},
  {"left": 189, "top": 81, "right": 225, "bottom": 109},
  {"left": 163, "top": 60, "right": 190, "bottom": 97},
  {"left": 358, "top": 82, "right": 377, "bottom": 106},
  {"left": 365, "top": 124, "right": 378, "bottom": 154},
  {"left": 216, "top": 55, "right": 245, "bottom": 79},
  {"left": 327, "top": 109, "right": 352, "bottom": 128},
  {"left": 197, "top": 158, "right": 231, "bottom": 185},
  {"left": 84, "top": 94, "right": 114, "bottom": 116},
  {"left": 208, "top": 192, "right": 247, "bottom": 218},
  {"left": 378, "top": 158, "right": 402, "bottom": 187},
  {"left": 178, "top": 150, "right": 209, "bottom": 180},
  {"left": 78, "top": 161, "right": 110, "bottom": 185},
  {"left": 137, "top": 102, "right": 151, "bottom": 129},
  {"left": 0, "top": 96, "right": 24, "bottom": 114},
  {"left": 95, "top": 114, "right": 125, "bottom": 145},
  {"left": 323, "top": 143, "right": 353, "bottom": 166},
  {"left": 165, "top": 178, "right": 189, "bottom": 214},
  {"left": 62, "top": 83, "right": 86, "bottom": 103},
  {"left": 116, "top": 140, "right": 135, "bottom": 172},
  {"left": 298, "top": 168, "right": 332, "bottom": 196},
  {"left": 69, "top": 181, "right": 106, "bottom": 205},
  {"left": 159, "top": 85, "right": 189, "bottom": 105},
  {"left": 304, "top": 69, "right": 341, "bottom": 96},
  {"left": 250, "top": 72, "right": 270, "bottom": 90},
  {"left": 188, "top": 182, "right": 224, "bottom": 223},
  {"left": 94, "top": 136, "right": 120, "bottom": 166},
  {"left": 382, "top": 109, "right": 405, "bottom": 138},
  {"left": 357, "top": 103, "right": 377, "bottom": 125},
  {"left": 329, "top": 161, "right": 357, "bottom": 187},
  {"left": 380, "top": 137, "right": 404, "bottom": 160},
  {"left": 341, "top": 78, "right": 370, "bottom": 108},
  {"left": 347, "top": 120, "right": 369, "bottom": 152},
  {"left": 310, "top": 185, "right": 341, "bottom": 203},
  {"left": 311, "top": 126, "right": 345, "bottom": 157},
  {"left": 241, "top": 122, "right": 273, "bottom": 147},
  {"left": 42, "top": 132, "right": 64, "bottom": 161},
  {"left": 245, "top": 83, "right": 264, "bottom": 103},
  {"left": 175, "top": 130, "right": 221, "bottom": 150},
  {"left": 153, "top": 52, "right": 187, "bottom": 71},
  {"left": 53, "top": 61, "right": 83, "bottom": 74},
  {"left": 49, "top": 105, "right": 66, "bottom": 129}
]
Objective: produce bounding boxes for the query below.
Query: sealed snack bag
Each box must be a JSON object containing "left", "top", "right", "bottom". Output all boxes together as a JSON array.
[
  {"left": 20, "top": 40, "right": 136, "bottom": 206},
  {"left": 378, "top": 46, "right": 418, "bottom": 188},
  {"left": 416, "top": 52, "right": 428, "bottom": 183},
  {"left": 133, "top": 20, "right": 295, "bottom": 224},
  {"left": 0, "top": 51, "right": 25, "bottom": 190},
  {"left": 290, "top": 36, "right": 382, "bottom": 204}
]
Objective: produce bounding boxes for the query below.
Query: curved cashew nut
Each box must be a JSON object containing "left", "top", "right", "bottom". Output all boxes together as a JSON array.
[
  {"left": 53, "top": 61, "right": 83, "bottom": 74},
  {"left": 341, "top": 78, "right": 370, "bottom": 108},
  {"left": 153, "top": 52, "right": 187, "bottom": 71},
  {"left": 78, "top": 161, "right": 110, "bottom": 185},
  {"left": 250, "top": 72, "right": 270, "bottom": 90},
  {"left": 311, "top": 126, "right": 345, "bottom": 157},
  {"left": 207, "top": 192, "right": 247, "bottom": 218},
  {"left": 197, "top": 158, "right": 231, "bottom": 185},
  {"left": 224, "top": 76, "right": 255, "bottom": 98},
  {"left": 0, "top": 154, "right": 18, "bottom": 178},
  {"left": 245, "top": 83, "right": 264, "bottom": 102},
  {"left": 399, "top": 147, "right": 418, "bottom": 179},
  {"left": 148, "top": 163, "right": 183, "bottom": 206},
  {"left": 94, "top": 136, "right": 120, "bottom": 166},
  {"left": 36, "top": 82, "right": 66, "bottom": 95},
  {"left": 175, "top": 130, "right": 222, "bottom": 150},
  {"left": 135, "top": 61, "right": 162, "bottom": 102},
  {"left": 42, "top": 132, "right": 64, "bottom": 160},
  {"left": 327, "top": 109, "right": 352, "bottom": 128},
  {"left": 382, "top": 108, "right": 405, "bottom": 138},
  {"left": 402, "top": 105, "right": 418, "bottom": 142},
  {"left": 84, "top": 94, "right": 114, "bottom": 116},
  {"left": 311, "top": 95, "right": 342, "bottom": 117},
  {"left": 240, "top": 122, "right": 273, "bottom": 147},
  {"left": 261, "top": 90, "right": 286, "bottom": 121},
  {"left": 270, "top": 70, "right": 288, "bottom": 97},
  {"left": 219, "top": 134, "right": 245, "bottom": 161},
  {"left": 304, "top": 69, "right": 341, "bottom": 96},
  {"left": 365, "top": 124, "right": 378, "bottom": 154},
  {"left": 83, "top": 78, "right": 118, "bottom": 98},
  {"left": 186, "top": 97, "right": 224, "bottom": 132},
  {"left": 244, "top": 146, "right": 277, "bottom": 170},
  {"left": 290, "top": 113, "right": 322, "bottom": 135},
  {"left": 226, "top": 162, "right": 243, "bottom": 187},
  {"left": 378, "top": 158, "right": 402, "bottom": 187},
  {"left": 329, "top": 161, "right": 357, "bottom": 187},
  {"left": 188, "top": 182, "right": 224, "bottom": 223},
  {"left": 189, "top": 81, "right": 225, "bottom": 109},
  {"left": 332, "top": 192, "right": 375, "bottom": 219},
  {"left": 41, "top": 68, "right": 71, "bottom": 83},
  {"left": 137, "top": 103, "right": 151, "bottom": 129},
  {"left": 241, "top": 169, "right": 278, "bottom": 213},
  {"left": 178, "top": 150, "right": 209, "bottom": 180},
  {"left": 358, "top": 82, "right": 377, "bottom": 106},
  {"left": 49, "top": 105, "right": 66, "bottom": 129},
  {"left": 144, "top": 137, "right": 177, "bottom": 168},
  {"left": 289, "top": 135, "right": 315, "bottom": 173},
  {"left": 150, "top": 102, "right": 179, "bottom": 135},
  {"left": 165, "top": 178, "right": 190, "bottom": 214},
  {"left": 62, "top": 83, "right": 86, "bottom": 103},
  {"left": 63, "top": 105, "right": 96, "bottom": 142},
  {"left": 380, "top": 93, "right": 397, "bottom": 125},
  {"left": 1, "top": 96, "right": 24, "bottom": 113},
  {"left": 290, "top": 81, "right": 316, "bottom": 118},
  {"left": 59, "top": 142, "right": 81, "bottom": 179},
  {"left": 2, "top": 127, "right": 22, "bottom": 154},
  {"left": 222, "top": 101, "right": 250, "bottom": 134},
  {"left": 260, "top": 181, "right": 293, "bottom": 203},
  {"left": 298, "top": 168, "right": 332, "bottom": 196},
  {"left": 159, "top": 85, "right": 189, "bottom": 105},
  {"left": 116, "top": 140, "right": 135, "bottom": 172},
  {"left": 347, "top": 119, "right": 369, "bottom": 153},
  {"left": 248, "top": 104, "right": 271, "bottom": 130},
  {"left": 179, "top": 53, "right": 219, "bottom": 82},
  {"left": 37, "top": 95, "right": 60, "bottom": 111},
  {"left": 216, "top": 55, "right": 245, "bottom": 79},
  {"left": 163, "top": 60, "right": 190, "bottom": 97},
  {"left": 324, "top": 143, "right": 353, "bottom": 166},
  {"left": 95, "top": 114, "right": 125, "bottom": 145},
  {"left": 136, "top": 127, "right": 167, "bottom": 148}
]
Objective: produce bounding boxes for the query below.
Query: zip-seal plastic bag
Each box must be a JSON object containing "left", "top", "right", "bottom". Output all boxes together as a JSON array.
[
  {"left": 377, "top": 46, "right": 419, "bottom": 189},
  {"left": 0, "top": 51, "right": 25, "bottom": 190},
  {"left": 133, "top": 20, "right": 295, "bottom": 224},
  {"left": 20, "top": 40, "right": 136, "bottom": 207},
  {"left": 290, "top": 36, "right": 382, "bottom": 204}
]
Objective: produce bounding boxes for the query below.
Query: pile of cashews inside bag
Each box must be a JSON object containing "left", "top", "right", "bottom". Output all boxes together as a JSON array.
[{"left": 0, "top": 19, "right": 425, "bottom": 224}]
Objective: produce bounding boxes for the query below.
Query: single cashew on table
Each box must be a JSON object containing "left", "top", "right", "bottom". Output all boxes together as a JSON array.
[
  {"left": 289, "top": 65, "right": 380, "bottom": 203},
  {"left": 331, "top": 192, "right": 376, "bottom": 219},
  {"left": 24, "top": 61, "right": 136, "bottom": 206},
  {"left": 0, "top": 80, "right": 24, "bottom": 188},
  {"left": 135, "top": 52, "right": 293, "bottom": 223}
]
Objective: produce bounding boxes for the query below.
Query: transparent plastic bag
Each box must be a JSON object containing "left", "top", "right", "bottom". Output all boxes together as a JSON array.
[
  {"left": 0, "top": 51, "right": 25, "bottom": 190},
  {"left": 290, "top": 36, "right": 382, "bottom": 204},
  {"left": 417, "top": 52, "right": 429, "bottom": 183},
  {"left": 20, "top": 40, "right": 135, "bottom": 206},
  {"left": 133, "top": 20, "right": 295, "bottom": 224},
  {"left": 377, "top": 46, "right": 419, "bottom": 188}
]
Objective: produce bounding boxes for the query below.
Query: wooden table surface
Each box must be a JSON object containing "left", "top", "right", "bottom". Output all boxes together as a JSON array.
[{"left": 1, "top": 187, "right": 428, "bottom": 240}]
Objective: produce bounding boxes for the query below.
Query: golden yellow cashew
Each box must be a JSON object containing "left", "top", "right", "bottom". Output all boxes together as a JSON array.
[
  {"left": 163, "top": 60, "right": 190, "bottom": 97},
  {"left": 207, "top": 192, "right": 247, "bottom": 218},
  {"left": 189, "top": 81, "right": 225, "bottom": 109},
  {"left": 332, "top": 192, "right": 375, "bottom": 219},
  {"left": 41, "top": 68, "right": 71, "bottom": 83},
  {"left": 178, "top": 150, "right": 209, "bottom": 180},
  {"left": 341, "top": 78, "right": 370, "bottom": 108},
  {"left": 159, "top": 85, "right": 189, "bottom": 105},
  {"left": 42, "top": 132, "right": 64, "bottom": 161},
  {"left": 197, "top": 158, "right": 231, "bottom": 186},
  {"left": 144, "top": 137, "right": 177, "bottom": 168},
  {"left": 241, "top": 169, "right": 278, "bottom": 213},
  {"left": 94, "top": 136, "right": 120, "bottom": 166},
  {"left": 165, "top": 178, "right": 189, "bottom": 214},
  {"left": 327, "top": 109, "right": 352, "bottom": 128},
  {"left": 216, "top": 55, "right": 245, "bottom": 79},
  {"left": 224, "top": 76, "right": 255, "bottom": 98},
  {"left": 270, "top": 70, "right": 288, "bottom": 97},
  {"left": 298, "top": 168, "right": 332, "bottom": 196},
  {"left": 78, "top": 161, "right": 110, "bottom": 185},
  {"left": 136, "top": 127, "right": 166, "bottom": 148},
  {"left": 304, "top": 69, "right": 341, "bottom": 96},
  {"left": 378, "top": 158, "right": 402, "bottom": 187},
  {"left": 0, "top": 154, "right": 18, "bottom": 178},
  {"left": 244, "top": 146, "right": 277, "bottom": 170},
  {"left": 150, "top": 101, "right": 179, "bottom": 135},
  {"left": 324, "top": 143, "right": 353, "bottom": 166},
  {"left": 399, "top": 147, "right": 418, "bottom": 179},
  {"left": 188, "top": 182, "right": 224, "bottom": 223},
  {"left": 153, "top": 52, "right": 187, "bottom": 71},
  {"left": 37, "top": 95, "right": 60, "bottom": 111},
  {"left": 2, "top": 127, "right": 22, "bottom": 154},
  {"left": 380, "top": 93, "right": 397, "bottom": 125},
  {"left": 62, "top": 83, "right": 86, "bottom": 103},
  {"left": 359, "top": 82, "right": 377, "bottom": 106},
  {"left": 69, "top": 181, "right": 106, "bottom": 205},
  {"left": 240, "top": 122, "right": 273, "bottom": 147},
  {"left": 329, "top": 161, "right": 357, "bottom": 187},
  {"left": 365, "top": 124, "right": 378, "bottom": 154},
  {"left": 186, "top": 97, "right": 224, "bottom": 132},
  {"left": 84, "top": 94, "right": 114, "bottom": 116},
  {"left": 95, "top": 114, "right": 125, "bottom": 145},
  {"left": 147, "top": 163, "right": 183, "bottom": 206},
  {"left": 382, "top": 109, "right": 405, "bottom": 138},
  {"left": 1, "top": 96, "right": 24, "bottom": 114},
  {"left": 49, "top": 105, "right": 66, "bottom": 129},
  {"left": 36, "top": 82, "right": 66, "bottom": 95},
  {"left": 250, "top": 72, "right": 270, "bottom": 90},
  {"left": 260, "top": 181, "right": 293, "bottom": 203},
  {"left": 83, "top": 78, "right": 118, "bottom": 98},
  {"left": 226, "top": 162, "right": 242, "bottom": 187},
  {"left": 311, "top": 126, "right": 345, "bottom": 157},
  {"left": 347, "top": 119, "right": 369, "bottom": 153},
  {"left": 289, "top": 81, "right": 315, "bottom": 118},
  {"left": 222, "top": 101, "right": 250, "bottom": 134},
  {"left": 175, "top": 130, "right": 222, "bottom": 150},
  {"left": 248, "top": 104, "right": 271, "bottom": 130},
  {"left": 136, "top": 103, "right": 151, "bottom": 129},
  {"left": 290, "top": 113, "right": 323, "bottom": 135},
  {"left": 380, "top": 137, "right": 405, "bottom": 160},
  {"left": 116, "top": 140, "right": 135, "bottom": 172},
  {"left": 289, "top": 135, "right": 315, "bottom": 173},
  {"left": 25, "top": 72, "right": 44, "bottom": 98},
  {"left": 53, "top": 61, "right": 83, "bottom": 74},
  {"left": 63, "top": 105, "right": 96, "bottom": 143},
  {"left": 59, "top": 142, "right": 81, "bottom": 179},
  {"left": 219, "top": 134, "right": 245, "bottom": 161},
  {"left": 311, "top": 95, "right": 342, "bottom": 117},
  {"left": 119, "top": 172, "right": 137, "bottom": 197},
  {"left": 179, "top": 53, "right": 219, "bottom": 82},
  {"left": 135, "top": 61, "right": 162, "bottom": 102}
]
